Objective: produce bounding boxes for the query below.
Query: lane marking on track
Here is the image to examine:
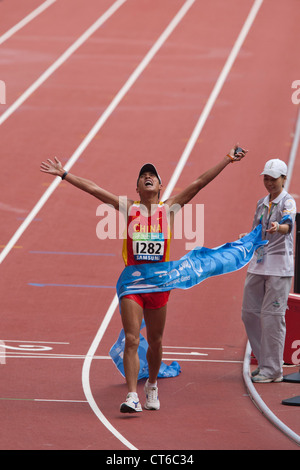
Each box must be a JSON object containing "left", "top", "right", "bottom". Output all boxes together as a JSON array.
[
  {"left": 0, "top": 354, "right": 111, "bottom": 360},
  {"left": 0, "top": 353, "right": 242, "bottom": 364},
  {"left": 163, "top": 345, "right": 224, "bottom": 350},
  {"left": 0, "top": 0, "right": 127, "bottom": 127},
  {"left": 28, "top": 282, "right": 115, "bottom": 288},
  {"left": 0, "top": 397, "right": 88, "bottom": 403},
  {"left": 0, "top": 340, "right": 69, "bottom": 344},
  {"left": 286, "top": 108, "right": 300, "bottom": 188},
  {"left": 0, "top": 0, "right": 57, "bottom": 45},
  {"left": 163, "top": 358, "right": 243, "bottom": 364},
  {"left": 0, "top": 245, "right": 22, "bottom": 249},
  {"left": 162, "top": 351, "right": 208, "bottom": 356},
  {"left": 162, "top": 0, "right": 265, "bottom": 201},
  {"left": 29, "top": 251, "right": 116, "bottom": 256}
]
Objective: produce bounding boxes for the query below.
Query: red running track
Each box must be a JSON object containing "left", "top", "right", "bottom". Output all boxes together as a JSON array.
[{"left": 0, "top": 0, "right": 300, "bottom": 451}]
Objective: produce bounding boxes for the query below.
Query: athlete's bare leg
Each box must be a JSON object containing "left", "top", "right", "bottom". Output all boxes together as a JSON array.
[
  {"left": 144, "top": 305, "right": 167, "bottom": 384},
  {"left": 120, "top": 297, "right": 143, "bottom": 393}
]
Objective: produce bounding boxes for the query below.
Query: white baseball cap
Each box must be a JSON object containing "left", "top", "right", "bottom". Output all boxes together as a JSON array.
[{"left": 260, "top": 159, "right": 287, "bottom": 178}]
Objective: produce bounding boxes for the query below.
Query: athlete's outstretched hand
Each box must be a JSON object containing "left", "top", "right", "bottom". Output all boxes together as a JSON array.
[
  {"left": 40, "top": 157, "right": 64, "bottom": 177},
  {"left": 227, "top": 144, "right": 248, "bottom": 163}
]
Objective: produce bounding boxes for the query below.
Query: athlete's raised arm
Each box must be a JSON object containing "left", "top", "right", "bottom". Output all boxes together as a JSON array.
[
  {"left": 40, "top": 157, "right": 132, "bottom": 212},
  {"left": 164, "top": 144, "right": 247, "bottom": 208}
]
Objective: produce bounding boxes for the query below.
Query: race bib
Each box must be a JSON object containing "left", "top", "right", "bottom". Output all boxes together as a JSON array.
[{"left": 133, "top": 232, "right": 165, "bottom": 261}]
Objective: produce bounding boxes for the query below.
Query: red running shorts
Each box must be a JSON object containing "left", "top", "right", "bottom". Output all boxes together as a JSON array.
[{"left": 123, "top": 291, "right": 170, "bottom": 309}]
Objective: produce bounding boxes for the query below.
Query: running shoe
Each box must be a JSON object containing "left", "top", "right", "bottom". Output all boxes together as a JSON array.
[
  {"left": 251, "top": 374, "right": 283, "bottom": 383},
  {"left": 120, "top": 393, "right": 142, "bottom": 413},
  {"left": 144, "top": 379, "right": 160, "bottom": 410},
  {"left": 251, "top": 367, "right": 260, "bottom": 377}
]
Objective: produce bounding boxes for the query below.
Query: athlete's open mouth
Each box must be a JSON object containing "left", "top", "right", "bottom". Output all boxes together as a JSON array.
[{"left": 145, "top": 180, "right": 153, "bottom": 187}]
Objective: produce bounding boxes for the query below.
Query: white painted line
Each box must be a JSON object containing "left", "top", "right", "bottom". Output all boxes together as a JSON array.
[
  {"left": 1, "top": 340, "right": 69, "bottom": 344},
  {"left": 35, "top": 398, "right": 88, "bottom": 403},
  {"left": 163, "top": 358, "right": 243, "bottom": 363},
  {"left": 162, "top": 0, "right": 264, "bottom": 200},
  {"left": 243, "top": 343, "right": 300, "bottom": 446},
  {"left": 0, "top": 0, "right": 127, "bottom": 127},
  {"left": 163, "top": 346, "right": 224, "bottom": 350},
  {"left": 1, "top": 354, "right": 111, "bottom": 360},
  {"left": 0, "top": 354, "right": 241, "bottom": 364},
  {"left": 0, "top": 397, "right": 88, "bottom": 403},
  {"left": 0, "top": 0, "right": 57, "bottom": 45},
  {"left": 81, "top": 295, "right": 137, "bottom": 450},
  {"left": 286, "top": 107, "right": 300, "bottom": 189},
  {"left": 162, "top": 351, "right": 208, "bottom": 356}
]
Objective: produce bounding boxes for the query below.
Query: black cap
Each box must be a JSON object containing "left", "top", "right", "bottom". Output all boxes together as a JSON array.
[{"left": 137, "top": 163, "right": 162, "bottom": 185}]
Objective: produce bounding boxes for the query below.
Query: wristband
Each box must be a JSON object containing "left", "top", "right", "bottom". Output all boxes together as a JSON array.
[
  {"left": 61, "top": 171, "right": 68, "bottom": 180},
  {"left": 227, "top": 154, "right": 235, "bottom": 163},
  {"left": 276, "top": 222, "right": 280, "bottom": 232}
]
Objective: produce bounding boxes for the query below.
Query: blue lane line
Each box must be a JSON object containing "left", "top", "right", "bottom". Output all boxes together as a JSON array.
[
  {"left": 29, "top": 251, "right": 115, "bottom": 256},
  {"left": 28, "top": 283, "right": 115, "bottom": 288}
]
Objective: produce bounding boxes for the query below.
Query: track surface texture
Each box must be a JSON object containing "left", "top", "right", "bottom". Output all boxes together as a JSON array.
[{"left": 1, "top": 0, "right": 300, "bottom": 452}]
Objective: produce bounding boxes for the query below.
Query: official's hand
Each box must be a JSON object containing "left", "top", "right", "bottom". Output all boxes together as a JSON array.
[{"left": 266, "top": 222, "right": 279, "bottom": 234}]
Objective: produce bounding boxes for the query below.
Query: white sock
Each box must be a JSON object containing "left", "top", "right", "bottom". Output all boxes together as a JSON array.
[{"left": 147, "top": 380, "right": 157, "bottom": 388}]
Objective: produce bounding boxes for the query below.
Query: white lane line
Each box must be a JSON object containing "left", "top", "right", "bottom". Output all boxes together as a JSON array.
[
  {"left": 0, "top": 354, "right": 242, "bottom": 364},
  {"left": 0, "top": 0, "right": 127, "bottom": 127},
  {"left": 286, "top": 107, "right": 300, "bottom": 188},
  {"left": 2, "top": 354, "right": 111, "bottom": 359},
  {"left": 1, "top": 353, "right": 241, "bottom": 364},
  {"left": 243, "top": 344, "right": 300, "bottom": 446},
  {"left": 0, "top": 397, "right": 88, "bottom": 403},
  {"left": 162, "top": 0, "right": 264, "bottom": 200},
  {"left": 0, "top": 0, "right": 57, "bottom": 45},
  {"left": 81, "top": 295, "right": 136, "bottom": 449},
  {"left": 163, "top": 358, "right": 243, "bottom": 364},
  {"left": 35, "top": 398, "right": 87, "bottom": 403},
  {"left": 162, "top": 351, "right": 208, "bottom": 356},
  {"left": 163, "top": 346, "right": 224, "bottom": 350},
  {"left": 1, "top": 340, "right": 69, "bottom": 344}
]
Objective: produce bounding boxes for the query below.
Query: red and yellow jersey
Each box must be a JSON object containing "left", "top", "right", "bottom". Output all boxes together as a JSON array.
[{"left": 122, "top": 201, "right": 171, "bottom": 266}]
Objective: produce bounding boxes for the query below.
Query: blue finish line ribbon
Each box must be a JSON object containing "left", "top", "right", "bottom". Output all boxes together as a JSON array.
[{"left": 110, "top": 225, "right": 267, "bottom": 379}]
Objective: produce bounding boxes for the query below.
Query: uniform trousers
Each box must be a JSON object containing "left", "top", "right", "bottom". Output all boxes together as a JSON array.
[{"left": 242, "top": 273, "right": 292, "bottom": 378}]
